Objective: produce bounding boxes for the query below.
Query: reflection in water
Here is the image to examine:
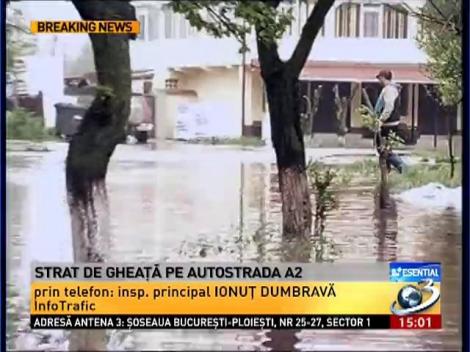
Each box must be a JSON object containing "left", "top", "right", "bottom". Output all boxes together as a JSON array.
[
  {"left": 374, "top": 186, "right": 398, "bottom": 262},
  {"left": 6, "top": 144, "right": 462, "bottom": 351},
  {"left": 238, "top": 163, "right": 244, "bottom": 262},
  {"left": 6, "top": 182, "right": 29, "bottom": 352},
  {"left": 263, "top": 329, "right": 301, "bottom": 352}
]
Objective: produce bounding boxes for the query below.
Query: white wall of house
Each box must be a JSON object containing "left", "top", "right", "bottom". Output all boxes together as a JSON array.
[
  {"left": 155, "top": 90, "right": 198, "bottom": 139},
  {"left": 175, "top": 67, "right": 243, "bottom": 138},
  {"left": 131, "top": 0, "right": 428, "bottom": 69}
]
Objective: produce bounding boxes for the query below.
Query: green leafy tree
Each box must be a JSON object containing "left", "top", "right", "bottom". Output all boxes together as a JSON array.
[
  {"left": 172, "top": 0, "right": 335, "bottom": 238},
  {"left": 6, "top": 5, "right": 36, "bottom": 91},
  {"left": 406, "top": 0, "right": 462, "bottom": 106},
  {"left": 404, "top": 0, "right": 461, "bottom": 178}
]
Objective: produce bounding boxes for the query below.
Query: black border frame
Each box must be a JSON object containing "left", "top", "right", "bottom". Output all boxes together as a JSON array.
[
  {"left": 1, "top": 0, "right": 7, "bottom": 351},
  {"left": 461, "top": 0, "right": 469, "bottom": 351},
  {"left": 0, "top": 1, "right": 468, "bottom": 352}
]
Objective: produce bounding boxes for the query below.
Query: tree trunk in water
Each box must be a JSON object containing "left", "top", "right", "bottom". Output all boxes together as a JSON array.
[
  {"left": 265, "top": 71, "right": 312, "bottom": 238},
  {"left": 278, "top": 165, "right": 311, "bottom": 237},
  {"left": 253, "top": 0, "right": 334, "bottom": 238},
  {"left": 378, "top": 151, "right": 389, "bottom": 209},
  {"left": 67, "top": 1, "right": 135, "bottom": 350},
  {"left": 67, "top": 181, "right": 109, "bottom": 350},
  {"left": 447, "top": 112, "right": 455, "bottom": 178}
]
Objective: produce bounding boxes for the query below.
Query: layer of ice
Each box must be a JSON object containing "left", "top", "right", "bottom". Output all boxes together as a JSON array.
[{"left": 394, "top": 183, "right": 461, "bottom": 211}]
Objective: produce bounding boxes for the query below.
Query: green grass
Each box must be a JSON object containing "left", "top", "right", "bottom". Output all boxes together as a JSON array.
[
  {"left": 307, "top": 158, "right": 461, "bottom": 192},
  {"left": 388, "top": 162, "right": 461, "bottom": 190},
  {"left": 414, "top": 149, "right": 460, "bottom": 164},
  {"left": 184, "top": 136, "right": 265, "bottom": 147},
  {"left": 338, "top": 158, "right": 378, "bottom": 176}
]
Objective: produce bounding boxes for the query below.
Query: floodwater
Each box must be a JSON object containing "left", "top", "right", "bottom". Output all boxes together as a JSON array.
[{"left": 6, "top": 142, "right": 461, "bottom": 351}]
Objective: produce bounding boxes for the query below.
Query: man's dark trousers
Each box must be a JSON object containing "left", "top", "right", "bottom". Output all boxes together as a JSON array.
[{"left": 375, "top": 125, "right": 406, "bottom": 173}]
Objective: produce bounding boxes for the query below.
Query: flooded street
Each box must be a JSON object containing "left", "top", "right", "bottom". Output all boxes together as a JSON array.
[{"left": 6, "top": 142, "right": 461, "bottom": 351}]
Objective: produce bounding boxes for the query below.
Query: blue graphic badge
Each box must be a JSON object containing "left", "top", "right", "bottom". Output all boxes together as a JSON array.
[
  {"left": 389, "top": 262, "right": 441, "bottom": 283},
  {"left": 389, "top": 262, "right": 441, "bottom": 315}
]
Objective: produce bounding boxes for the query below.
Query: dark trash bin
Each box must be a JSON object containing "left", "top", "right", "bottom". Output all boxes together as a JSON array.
[
  {"left": 54, "top": 103, "right": 87, "bottom": 137},
  {"left": 135, "top": 130, "right": 148, "bottom": 144},
  {"left": 6, "top": 97, "right": 15, "bottom": 112}
]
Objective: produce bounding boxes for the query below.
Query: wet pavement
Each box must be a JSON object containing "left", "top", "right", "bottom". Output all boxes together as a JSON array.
[{"left": 6, "top": 142, "right": 461, "bottom": 351}]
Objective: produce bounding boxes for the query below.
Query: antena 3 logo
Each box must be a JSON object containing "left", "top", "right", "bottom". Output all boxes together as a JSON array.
[{"left": 389, "top": 262, "right": 441, "bottom": 316}]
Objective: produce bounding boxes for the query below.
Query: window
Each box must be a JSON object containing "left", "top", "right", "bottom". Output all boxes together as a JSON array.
[
  {"left": 137, "top": 14, "right": 146, "bottom": 40},
  {"left": 363, "top": 5, "right": 380, "bottom": 37},
  {"left": 165, "top": 78, "right": 178, "bottom": 89},
  {"left": 163, "top": 6, "right": 174, "bottom": 39},
  {"left": 383, "top": 5, "right": 408, "bottom": 39},
  {"left": 363, "top": 12, "right": 378, "bottom": 37},
  {"left": 179, "top": 15, "right": 188, "bottom": 39},
  {"left": 143, "top": 81, "right": 153, "bottom": 95},
  {"left": 335, "top": 3, "right": 360, "bottom": 38},
  {"left": 148, "top": 9, "right": 160, "bottom": 41}
]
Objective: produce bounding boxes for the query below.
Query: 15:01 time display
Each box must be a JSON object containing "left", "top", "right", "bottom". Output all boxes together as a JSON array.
[{"left": 393, "top": 315, "right": 441, "bottom": 329}]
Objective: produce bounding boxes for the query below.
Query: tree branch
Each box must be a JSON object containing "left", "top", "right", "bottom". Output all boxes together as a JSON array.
[
  {"left": 205, "top": 6, "right": 245, "bottom": 43},
  {"left": 255, "top": 0, "right": 283, "bottom": 79},
  {"left": 428, "top": 0, "right": 448, "bottom": 23},
  {"left": 287, "top": 0, "right": 334, "bottom": 77},
  {"left": 72, "top": 0, "right": 137, "bottom": 40},
  {"left": 398, "top": 3, "right": 461, "bottom": 36}
]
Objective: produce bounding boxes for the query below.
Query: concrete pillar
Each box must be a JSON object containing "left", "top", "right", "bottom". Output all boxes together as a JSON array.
[
  {"left": 350, "top": 82, "right": 362, "bottom": 128},
  {"left": 402, "top": 83, "right": 413, "bottom": 125},
  {"left": 413, "top": 84, "right": 419, "bottom": 129},
  {"left": 238, "top": 63, "right": 250, "bottom": 135},
  {"left": 262, "top": 111, "right": 272, "bottom": 146},
  {"left": 243, "top": 67, "right": 253, "bottom": 126}
]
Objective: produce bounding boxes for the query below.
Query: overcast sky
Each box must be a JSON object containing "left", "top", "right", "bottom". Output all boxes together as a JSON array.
[
  {"left": 13, "top": 1, "right": 88, "bottom": 58},
  {"left": 10, "top": 1, "right": 92, "bottom": 74}
]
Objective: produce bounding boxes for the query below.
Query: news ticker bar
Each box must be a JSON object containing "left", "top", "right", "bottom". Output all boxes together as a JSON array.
[{"left": 30, "top": 314, "right": 442, "bottom": 330}]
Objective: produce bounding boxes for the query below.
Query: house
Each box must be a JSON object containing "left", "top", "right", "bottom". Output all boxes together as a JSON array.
[{"left": 130, "top": 0, "right": 461, "bottom": 142}]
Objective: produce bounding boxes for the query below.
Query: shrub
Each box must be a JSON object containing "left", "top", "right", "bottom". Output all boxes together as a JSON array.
[
  {"left": 357, "top": 104, "right": 404, "bottom": 148},
  {"left": 307, "top": 161, "right": 338, "bottom": 213},
  {"left": 6, "top": 108, "right": 52, "bottom": 141}
]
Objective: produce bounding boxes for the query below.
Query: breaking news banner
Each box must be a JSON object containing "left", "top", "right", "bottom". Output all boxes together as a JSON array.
[
  {"left": 29, "top": 262, "right": 441, "bottom": 330},
  {"left": 30, "top": 20, "right": 140, "bottom": 34}
]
